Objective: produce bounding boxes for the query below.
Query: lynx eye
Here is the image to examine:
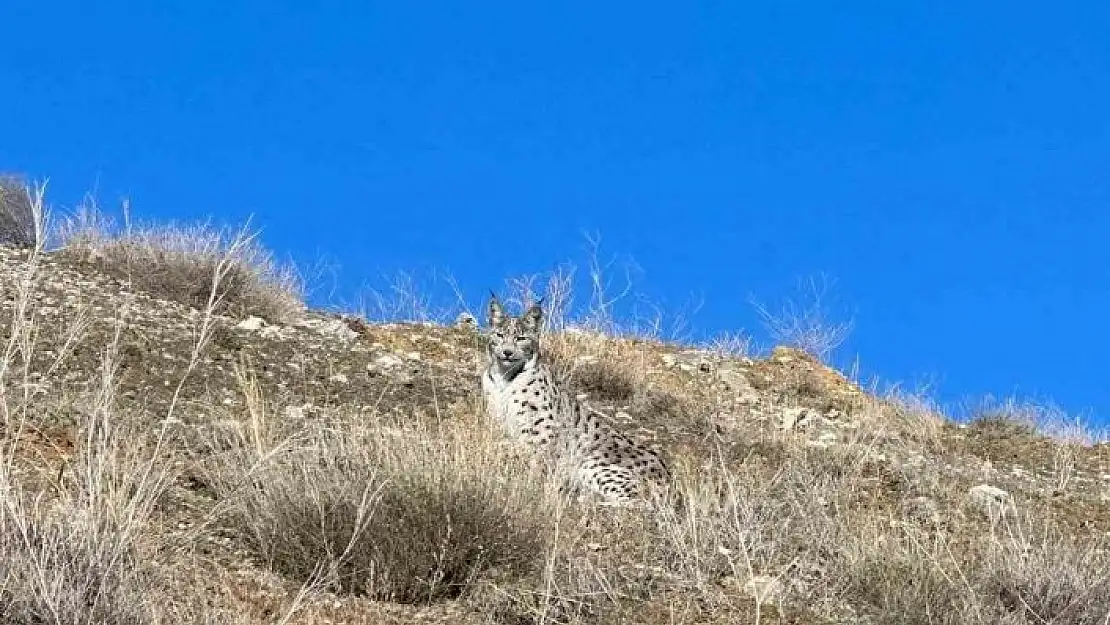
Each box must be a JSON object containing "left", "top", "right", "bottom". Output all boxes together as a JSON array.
[
  {"left": 493, "top": 331, "right": 505, "bottom": 339},
  {"left": 515, "top": 335, "right": 529, "bottom": 342}
]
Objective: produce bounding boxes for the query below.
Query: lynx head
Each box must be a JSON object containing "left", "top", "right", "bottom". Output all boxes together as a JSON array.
[{"left": 485, "top": 294, "right": 544, "bottom": 376}]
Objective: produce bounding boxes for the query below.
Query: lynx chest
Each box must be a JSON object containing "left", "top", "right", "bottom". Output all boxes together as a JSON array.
[{"left": 482, "top": 365, "right": 562, "bottom": 444}]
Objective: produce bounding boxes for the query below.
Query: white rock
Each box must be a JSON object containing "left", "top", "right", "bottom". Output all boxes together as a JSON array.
[
  {"left": 454, "top": 312, "right": 478, "bottom": 330},
  {"left": 297, "top": 318, "right": 359, "bottom": 341},
  {"left": 716, "top": 368, "right": 753, "bottom": 393},
  {"left": 967, "top": 484, "right": 1013, "bottom": 517},
  {"left": 235, "top": 316, "right": 266, "bottom": 331},
  {"left": 742, "top": 575, "right": 784, "bottom": 605},
  {"left": 781, "top": 407, "right": 814, "bottom": 431},
  {"left": 259, "top": 325, "right": 290, "bottom": 340},
  {"left": 374, "top": 354, "right": 405, "bottom": 369}
]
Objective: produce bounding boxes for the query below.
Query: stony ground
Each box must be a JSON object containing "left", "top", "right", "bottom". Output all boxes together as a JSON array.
[{"left": 3, "top": 244, "right": 1110, "bottom": 624}]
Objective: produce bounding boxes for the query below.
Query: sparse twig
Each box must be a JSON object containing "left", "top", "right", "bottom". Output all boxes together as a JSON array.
[{"left": 750, "top": 274, "right": 853, "bottom": 361}]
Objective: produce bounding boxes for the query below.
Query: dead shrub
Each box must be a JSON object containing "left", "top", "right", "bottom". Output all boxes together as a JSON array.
[
  {"left": 0, "top": 175, "right": 42, "bottom": 249},
  {"left": 0, "top": 512, "right": 154, "bottom": 625},
  {"left": 838, "top": 530, "right": 971, "bottom": 625},
  {"left": 967, "top": 397, "right": 1101, "bottom": 445},
  {"left": 0, "top": 397, "right": 170, "bottom": 625},
  {"left": 967, "top": 410, "right": 1038, "bottom": 439},
  {"left": 57, "top": 212, "right": 303, "bottom": 322},
  {"left": 543, "top": 333, "right": 644, "bottom": 403},
  {"left": 834, "top": 514, "right": 1110, "bottom": 625},
  {"left": 564, "top": 357, "right": 638, "bottom": 401},
  {"left": 206, "top": 407, "right": 551, "bottom": 604},
  {"left": 751, "top": 274, "right": 854, "bottom": 362}
]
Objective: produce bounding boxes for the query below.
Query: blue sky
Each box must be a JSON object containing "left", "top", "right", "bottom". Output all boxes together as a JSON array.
[{"left": 4, "top": 2, "right": 1110, "bottom": 423}]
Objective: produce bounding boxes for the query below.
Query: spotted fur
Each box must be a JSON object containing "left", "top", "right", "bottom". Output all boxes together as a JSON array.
[{"left": 481, "top": 294, "right": 673, "bottom": 504}]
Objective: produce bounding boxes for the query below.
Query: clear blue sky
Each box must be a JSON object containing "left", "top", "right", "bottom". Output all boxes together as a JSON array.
[{"left": 4, "top": 3, "right": 1110, "bottom": 423}]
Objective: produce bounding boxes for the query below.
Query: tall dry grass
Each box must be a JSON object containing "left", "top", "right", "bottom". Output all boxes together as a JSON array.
[
  {"left": 0, "top": 175, "right": 45, "bottom": 249},
  {"left": 0, "top": 176, "right": 48, "bottom": 250},
  {"left": 966, "top": 395, "right": 1107, "bottom": 445},
  {"left": 202, "top": 373, "right": 558, "bottom": 605},
  {"left": 0, "top": 189, "right": 309, "bottom": 623},
  {"left": 54, "top": 196, "right": 303, "bottom": 323},
  {"left": 0, "top": 188, "right": 165, "bottom": 624},
  {"left": 750, "top": 274, "right": 854, "bottom": 362}
]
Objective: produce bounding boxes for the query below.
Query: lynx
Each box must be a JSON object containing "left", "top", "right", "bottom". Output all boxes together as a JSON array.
[{"left": 481, "top": 295, "right": 673, "bottom": 504}]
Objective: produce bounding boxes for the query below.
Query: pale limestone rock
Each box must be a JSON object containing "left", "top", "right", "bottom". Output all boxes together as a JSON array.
[
  {"left": 967, "top": 484, "right": 1013, "bottom": 518},
  {"left": 235, "top": 316, "right": 266, "bottom": 331}
]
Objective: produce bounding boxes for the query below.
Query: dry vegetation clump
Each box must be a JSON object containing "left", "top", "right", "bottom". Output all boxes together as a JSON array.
[
  {"left": 0, "top": 245, "right": 168, "bottom": 623},
  {"left": 847, "top": 388, "right": 948, "bottom": 452},
  {"left": 203, "top": 374, "right": 554, "bottom": 605},
  {"left": 0, "top": 175, "right": 42, "bottom": 249},
  {"left": 0, "top": 489, "right": 153, "bottom": 625},
  {"left": 964, "top": 396, "right": 1104, "bottom": 444},
  {"left": 750, "top": 275, "right": 854, "bottom": 363},
  {"left": 652, "top": 435, "right": 1110, "bottom": 625},
  {"left": 544, "top": 331, "right": 644, "bottom": 402},
  {"left": 967, "top": 407, "right": 1040, "bottom": 438},
  {"left": 55, "top": 205, "right": 303, "bottom": 323},
  {"left": 0, "top": 409, "right": 172, "bottom": 625},
  {"left": 834, "top": 508, "right": 1110, "bottom": 625}
]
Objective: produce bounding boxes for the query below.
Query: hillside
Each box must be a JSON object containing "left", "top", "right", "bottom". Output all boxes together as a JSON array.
[{"left": 2, "top": 238, "right": 1110, "bottom": 625}]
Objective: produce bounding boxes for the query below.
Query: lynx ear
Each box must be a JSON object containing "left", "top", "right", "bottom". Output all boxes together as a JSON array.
[
  {"left": 487, "top": 292, "right": 507, "bottom": 329},
  {"left": 521, "top": 298, "right": 544, "bottom": 333}
]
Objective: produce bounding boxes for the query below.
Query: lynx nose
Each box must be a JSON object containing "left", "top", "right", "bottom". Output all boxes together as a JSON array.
[{"left": 501, "top": 348, "right": 514, "bottom": 358}]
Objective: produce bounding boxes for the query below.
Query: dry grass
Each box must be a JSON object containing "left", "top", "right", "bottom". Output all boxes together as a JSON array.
[
  {"left": 203, "top": 373, "right": 555, "bottom": 605},
  {"left": 0, "top": 392, "right": 174, "bottom": 625},
  {"left": 498, "top": 264, "right": 663, "bottom": 406},
  {"left": 751, "top": 274, "right": 854, "bottom": 362},
  {"left": 855, "top": 385, "right": 948, "bottom": 451},
  {"left": 966, "top": 396, "right": 1105, "bottom": 445},
  {"left": 55, "top": 200, "right": 303, "bottom": 323},
  {"left": 0, "top": 201, "right": 302, "bottom": 623},
  {"left": 2, "top": 189, "right": 1108, "bottom": 624},
  {"left": 0, "top": 473, "right": 158, "bottom": 625},
  {"left": 0, "top": 204, "right": 167, "bottom": 624},
  {"left": 834, "top": 508, "right": 1110, "bottom": 625},
  {"left": 635, "top": 432, "right": 1110, "bottom": 625},
  {"left": 0, "top": 176, "right": 45, "bottom": 249},
  {"left": 701, "top": 331, "right": 754, "bottom": 359},
  {"left": 544, "top": 331, "right": 644, "bottom": 403}
]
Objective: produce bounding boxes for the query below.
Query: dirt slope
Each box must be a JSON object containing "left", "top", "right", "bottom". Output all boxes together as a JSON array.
[{"left": 2, "top": 245, "right": 1109, "bottom": 624}]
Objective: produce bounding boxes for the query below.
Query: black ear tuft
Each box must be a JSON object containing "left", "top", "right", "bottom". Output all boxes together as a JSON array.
[
  {"left": 487, "top": 293, "right": 506, "bottom": 329},
  {"left": 521, "top": 300, "right": 544, "bottom": 333}
]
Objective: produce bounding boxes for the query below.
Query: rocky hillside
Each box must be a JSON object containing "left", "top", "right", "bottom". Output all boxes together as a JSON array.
[{"left": 2, "top": 243, "right": 1110, "bottom": 625}]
